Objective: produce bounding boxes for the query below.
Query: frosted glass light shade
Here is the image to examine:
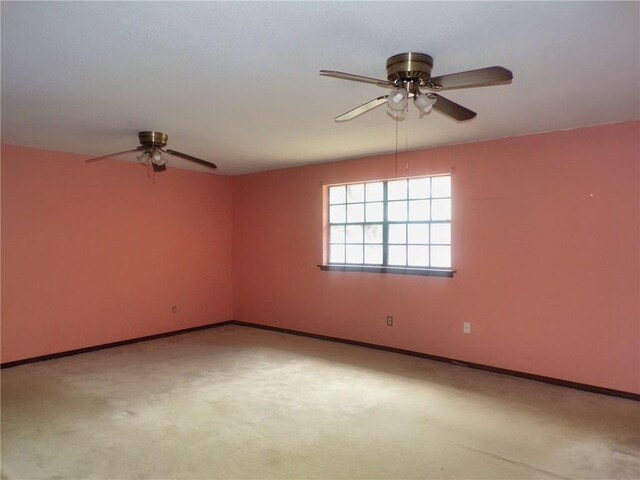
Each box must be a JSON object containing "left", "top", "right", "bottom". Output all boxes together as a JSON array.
[
  {"left": 149, "top": 148, "right": 167, "bottom": 165},
  {"left": 414, "top": 92, "right": 437, "bottom": 114},
  {"left": 387, "top": 88, "right": 408, "bottom": 111}
]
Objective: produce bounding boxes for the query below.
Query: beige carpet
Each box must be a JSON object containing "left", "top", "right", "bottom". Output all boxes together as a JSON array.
[{"left": 1, "top": 325, "right": 639, "bottom": 479}]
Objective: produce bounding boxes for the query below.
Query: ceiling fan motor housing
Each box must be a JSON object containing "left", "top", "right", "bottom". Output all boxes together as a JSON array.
[
  {"left": 138, "top": 131, "right": 168, "bottom": 148},
  {"left": 386, "top": 52, "right": 433, "bottom": 87}
]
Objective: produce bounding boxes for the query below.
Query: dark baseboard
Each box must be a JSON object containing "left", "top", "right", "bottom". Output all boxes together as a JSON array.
[
  {"left": 3, "top": 319, "right": 638, "bottom": 401},
  {"left": 0, "top": 320, "right": 235, "bottom": 369},
  {"left": 232, "top": 321, "right": 640, "bottom": 402}
]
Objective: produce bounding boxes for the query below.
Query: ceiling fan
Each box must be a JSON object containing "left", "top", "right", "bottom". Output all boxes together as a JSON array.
[
  {"left": 320, "top": 52, "right": 513, "bottom": 122},
  {"left": 85, "top": 131, "right": 217, "bottom": 171}
]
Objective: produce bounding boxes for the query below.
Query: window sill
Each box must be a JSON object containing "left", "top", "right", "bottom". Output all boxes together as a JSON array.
[{"left": 318, "top": 264, "right": 455, "bottom": 277}]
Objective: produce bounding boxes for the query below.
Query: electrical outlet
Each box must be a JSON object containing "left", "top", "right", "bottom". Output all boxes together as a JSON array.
[
  {"left": 463, "top": 322, "right": 471, "bottom": 334},
  {"left": 386, "top": 316, "right": 394, "bottom": 326},
  {"left": 172, "top": 306, "right": 177, "bottom": 314}
]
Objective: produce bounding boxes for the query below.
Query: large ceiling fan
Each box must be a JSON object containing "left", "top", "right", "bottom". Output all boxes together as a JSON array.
[
  {"left": 85, "top": 131, "right": 217, "bottom": 172},
  {"left": 321, "top": 52, "right": 513, "bottom": 122}
]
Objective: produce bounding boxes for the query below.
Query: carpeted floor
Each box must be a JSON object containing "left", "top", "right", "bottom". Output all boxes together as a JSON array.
[{"left": 1, "top": 325, "right": 639, "bottom": 479}]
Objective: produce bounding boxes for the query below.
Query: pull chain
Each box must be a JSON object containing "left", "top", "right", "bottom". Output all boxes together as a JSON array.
[
  {"left": 395, "top": 114, "right": 399, "bottom": 176},
  {"left": 405, "top": 110, "right": 409, "bottom": 171}
]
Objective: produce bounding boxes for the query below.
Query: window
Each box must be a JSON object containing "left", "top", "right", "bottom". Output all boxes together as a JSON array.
[{"left": 323, "top": 175, "right": 453, "bottom": 277}]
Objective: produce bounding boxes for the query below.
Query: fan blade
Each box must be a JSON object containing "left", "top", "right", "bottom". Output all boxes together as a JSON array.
[
  {"left": 428, "top": 66, "right": 513, "bottom": 91},
  {"left": 334, "top": 96, "right": 389, "bottom": 122},
  {"left": 320, "top": 70, "right": 395, "bottom": 88},
  {"left": 85, "top": 147, "right": 145, "bottom": 163},
  {"left": 164, "top": 149, "right": 217, "bottom": 169},
  {"left": 432, "top": 94, "right": 477, "bottom": 121}
]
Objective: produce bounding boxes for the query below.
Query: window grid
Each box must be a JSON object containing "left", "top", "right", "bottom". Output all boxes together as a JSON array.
[{"left": 328, "top": 176, "right": 452, "bottom": 269}]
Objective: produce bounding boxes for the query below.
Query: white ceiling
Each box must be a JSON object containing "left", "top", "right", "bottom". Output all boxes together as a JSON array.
[{"left": 2, "top": 1, "right": 639, "bottom": 176}]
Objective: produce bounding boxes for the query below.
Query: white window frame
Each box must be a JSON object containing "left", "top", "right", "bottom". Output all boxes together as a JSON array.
[{"left": 321, "top": 174, "right": 454, "bottom": 277}]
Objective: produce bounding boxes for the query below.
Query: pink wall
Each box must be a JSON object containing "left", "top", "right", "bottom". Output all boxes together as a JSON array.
[
  {"left": 233, "top": 122, "right": 640, "bottom": 394},
  {"left": 1, "top": 145, "right": 234, "bottom": 363},
  {"left": 2, "top": 122, "right": 638, "bottom": 393}
]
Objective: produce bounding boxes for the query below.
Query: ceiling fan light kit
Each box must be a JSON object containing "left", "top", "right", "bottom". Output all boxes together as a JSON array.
[
  {"left": 85, "top": 131, "right": 217, "bottom": 172},
  {"left": 320, "top": 52, "right": 513, "bottom": 122}
]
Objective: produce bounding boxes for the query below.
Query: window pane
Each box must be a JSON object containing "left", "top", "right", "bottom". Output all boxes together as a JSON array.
[
  {"left": 430, "top": 223, "right": 451, "bottom": 245},
  {"left": 329, "top": 185, "right": 346, "bottom": 204},
  {"left": 388, "top": 224, "right": 406, "bottom": 244},
  {"left": 388, "top": 245, "right": 407, "bottom": 266},
  {"left": 345, "top": 225, "right": 363, "bottom": 243},
  {"left": 364, "top": 245, "right": 383, "bottom": 264},
  {"left": 408, "top": 245, "right": 429, "bottom": 267},
  {"left": 330, "top": 204, "right": 346, "bottom": 223},
  {"left": 409, "top": 178, "right": 430, "bottom": 199},
  {"left": 327, "top": 177, "right": 452, "bottom": 269},
  {"left": 366, "top": 182, "right": 384, "bottom": 202},
  {"left": 346, "top": 203, "right": 364, "bottom": 223},
  {"left": 366, "top": 202, "right": 383, "bottom": 222},
  {"left": 330, "top": 244, "right": 345, "bottom": 263},
  {"left": 408, "top": 224, "right": 429, "bottom": 244},
  {"left": 431, "top": 199, "right": 451, "bottom": 220},
  {"left": 346, "top": 183, "right": 365, "bottom": 203},
  {"left": 431, "top": 176, "right": 451, "bottom": 198},
  {"left": 364, "top": 224, "right": 383, "bottom": 244},
  {"left": 430, "top": 246, "right": 451, "bottom": 268},
  {"left": 408, "top": 200, "right": 430, "bottom": 221},
  {"left": 388, "top": 201, "right": 407, "bottom": 221},
  {"left": 330, "top": 225, "right": 345, "bottom": 244},
  {"left": 345, "top": 244, "right": 364, "bottom": 264},
  {"left": 388, "top": 180, "right": 407, "bottom": 200}
]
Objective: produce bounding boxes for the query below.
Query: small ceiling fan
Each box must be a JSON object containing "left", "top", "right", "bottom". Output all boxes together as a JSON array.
[
  {"left": 320, "top": 52, "right": 513, "bottom": 122},
  {"left": 85, "top": 131, "right": 217, "bottom": 171}
]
